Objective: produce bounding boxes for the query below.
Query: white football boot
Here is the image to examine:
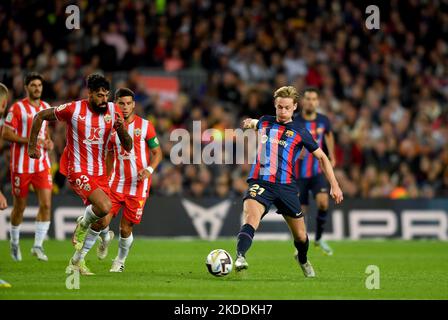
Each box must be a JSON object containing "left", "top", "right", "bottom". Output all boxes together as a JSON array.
[
  {"left": 31, "top": 246, "right": 49, "bottom": 261},
  {"left": 97, "top": 230, "right": 114, "bottom": 260},
  {"left": 10, "top": 243, "right": 22, "bottom": 262},
  {"left": 234, "top": 255, "right": 249, "bottom": 272},
  {"left": 110, "top": 259, "right": 125, "bottom": 273},
  {"left": 294, "top": 251, "right": 316, "bottom": 278}
]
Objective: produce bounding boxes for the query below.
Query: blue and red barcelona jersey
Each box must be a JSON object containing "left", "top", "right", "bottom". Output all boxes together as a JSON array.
[
  {"left": 294, "top": 113, "right": 331, "bottom": 178},
  {"left": 248, "top": 115, "right": 318, "bottom": 184}
]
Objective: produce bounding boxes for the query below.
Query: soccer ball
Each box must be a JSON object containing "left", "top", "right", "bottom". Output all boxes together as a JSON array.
[{"left": 205, "top": 249, "right": 233, "bottom": 276}]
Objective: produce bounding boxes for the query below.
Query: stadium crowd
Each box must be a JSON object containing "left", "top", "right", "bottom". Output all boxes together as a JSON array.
[{"left": 0, "top": 0, "right": 447, "bottom": 199}]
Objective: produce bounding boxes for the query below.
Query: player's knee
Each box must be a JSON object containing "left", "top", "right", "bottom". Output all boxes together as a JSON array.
[
  {"left": 296, "top": 231, "right": 307, "bottom": 242},
  {"left": 14, "top": 202, "right": 26, "bottom": 214},
  {"left": 39, "top": 201, "right": 51, "bottom": 213},
  {"left": 93, "top": 219, "right": 108, "bottom": 231},
  {"left": 98, "top": 199, "right": 112, "bottom": 215},
  {"left": 120, "top": 226, "right": 132, "bottom": 238},
  {"left": 317, "top": 204, "right": 328, "bottom": 211}
]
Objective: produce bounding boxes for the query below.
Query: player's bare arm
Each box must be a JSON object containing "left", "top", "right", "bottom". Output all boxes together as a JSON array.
[
  {"left": 114, "top": 113, "right": 133, "bottom": 152},
  {"left": 312, "top": 148, "right": 343, "bottom": 204},
  {"left": 0, "top": 190, "right": 7, "bottom": 210},
  {"left": 2, "top": 126, "right": 29, "bottom": 145},
  {"left": 43, "top": 127, "right": 54, "bottom": 151},
  {"left": 324, "top": 131, "right": 336, "bottom": 167},
  {"left": 106, "top": 150, "right": 114, "bottom": 177},
  {"left": 242, "top": 118, "right": 259, "bottom": 130},
  {"left": 137, "top": 145, "right": 162, "bottom": 181},
  {"left": 28, "top": 108, "right": 57, "bottom": 159}
]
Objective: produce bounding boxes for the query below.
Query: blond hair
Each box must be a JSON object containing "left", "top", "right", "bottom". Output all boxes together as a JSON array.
[
  {"left": 273, "top": 86, "right": 299, "bottom": 104},
  {"left": 0, "top": 82, "right": 8, "bottom": 108}
]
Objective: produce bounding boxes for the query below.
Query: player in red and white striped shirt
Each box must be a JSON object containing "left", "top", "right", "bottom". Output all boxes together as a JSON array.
[
  {"left": 2, "top": 73, "right": 53, "bottom": 262},
  {"left": 90, "top": 88, "right": 162, "bottom": 272},
  {"left": 28, "top": 74, "right": 133, "bottom": 275},
  {"left": 0, "top": 82, "right": 9, "bottom": 212},
  {"left": 0, "top": 82, "right": 11, "bottom": 288}
]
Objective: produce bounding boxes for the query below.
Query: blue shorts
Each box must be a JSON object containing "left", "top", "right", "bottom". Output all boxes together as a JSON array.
[
  {"left": 243, "top": 179, "right": 303, "bottom": 218},
  {"left": 297, "top": 174, "right": 328, "bottom": 205}
]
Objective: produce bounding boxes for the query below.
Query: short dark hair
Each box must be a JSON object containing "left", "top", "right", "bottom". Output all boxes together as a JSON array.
[
  {"left": 302, "top": 87, "right": 320, "bottom": 96},
  {"left": 86, "top": 73, "right": 110, "bottom": 92},
  {"left": 114, "top": 88, "right": 135, "bottom": 101},
  {"left": 24, "top": 72, "right": 44, "bottom": 86}
]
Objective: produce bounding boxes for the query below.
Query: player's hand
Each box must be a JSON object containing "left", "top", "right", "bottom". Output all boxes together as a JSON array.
[
  {"left": 114, "top": 112, "right": 124, "bottom": 130},
  {"left": 242, "top": 118, "right": 253, "bottom": 129},
  {"left": 43, "top": 139, "right": 54, "bottom": 151},
  {"left": 28, "top": 144, "right": 41, "bottom": 159},
  {"left": 330, "top": 185, "right": 343, "bottom": 204},
  {"left": 0, "top": 191, "right": 7, "bottom": 210},
  {"left": 137, "top": 168, "right": 151, "bottom": 181}
]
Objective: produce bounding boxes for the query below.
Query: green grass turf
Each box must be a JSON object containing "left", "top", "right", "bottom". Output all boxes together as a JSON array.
[{"left": 0, "top": 239, "right": 447, "bottom": 300}]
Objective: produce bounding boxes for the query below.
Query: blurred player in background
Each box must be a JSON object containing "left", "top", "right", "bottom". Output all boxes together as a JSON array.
[
  {"left": 28, "top": 74, "right": 133, "bottom": 275},
  {"left": 86, "top": 88, "right": 162, "bottom": 273},
  {"left": 295, "top": 87, "right": 336, "bottom": 255},
  {"left": 0, "top": 82, "right": 11, "bottom": 288},
  {"left": 237, "top": 86, "right": 343, "bottom": 277},
  {"left": 2, "top": 73, "right": 53, "bottom": 262}
]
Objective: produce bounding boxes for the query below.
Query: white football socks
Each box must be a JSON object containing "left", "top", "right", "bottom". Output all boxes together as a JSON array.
[
  {"left": 72, "top": 227, "right": 100, "bottom": 263},
  {"left": 34, "top": 221, "right": 50, "bottom": 248},
  {"left": 10, "top": 224, "right": 20, "bottom": 245},
  {"left": 99, "top": 226, "right": 111, "bottom": 242},
  {"left": 81, "top": 205, "right": 100, "bottom": 228},
  {"left": 117, "top": 233, "right": 133, "bottom": 263}
]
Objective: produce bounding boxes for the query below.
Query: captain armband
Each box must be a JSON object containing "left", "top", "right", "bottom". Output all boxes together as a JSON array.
[{"left": 147, "top": 136, "right": 160, "bottom": 149}]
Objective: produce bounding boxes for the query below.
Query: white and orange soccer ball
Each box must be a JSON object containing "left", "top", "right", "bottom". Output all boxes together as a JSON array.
[{"left": 205, "top": 249, "right": 233, "bottom": 276}]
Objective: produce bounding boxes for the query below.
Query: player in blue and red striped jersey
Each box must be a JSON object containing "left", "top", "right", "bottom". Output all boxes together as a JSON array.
[
  {"left": 236, "top": 86, "right": 343, "bottom": 277},
  {"left": 294, "top": 87, "right": 336, "bottom": 255}
]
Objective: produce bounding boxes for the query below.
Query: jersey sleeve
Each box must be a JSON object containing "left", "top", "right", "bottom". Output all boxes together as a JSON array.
[
  {"left": 4, "top": 104, "right": 19, "bottom": 130},
  {"left": 256, "top": 115, "right": 266, "bottom": 130},
  {"left": 54, "top": 102, "right": 74, "bottom": 122},
  {"left": 301, "top": 128, "right": 319, "bottom": 153},
  {"left": 323, "top": 115, "right": 332, "bottom": 133},
  {"left": 146, "top": 121, "right": 160, "bottom": 149}
]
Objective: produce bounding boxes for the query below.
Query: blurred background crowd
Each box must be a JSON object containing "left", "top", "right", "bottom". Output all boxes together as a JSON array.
[{"left": 0, "top": 0, "right": 447, "bottom": 199}]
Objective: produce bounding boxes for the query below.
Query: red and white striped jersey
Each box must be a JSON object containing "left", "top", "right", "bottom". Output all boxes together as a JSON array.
[
  {"left": 4, "top": 98, "right": 51, "bottom": 173},
  {"left": 108, "top": 115, "right": 157, "bottom": 198},
  {"left": 55, "top": 99, "right": 121, "bottom": 176}
]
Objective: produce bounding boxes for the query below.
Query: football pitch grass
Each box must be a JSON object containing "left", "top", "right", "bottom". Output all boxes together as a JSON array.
[{"left": 0, "top": 239, "right": 447, "bottom": 300}]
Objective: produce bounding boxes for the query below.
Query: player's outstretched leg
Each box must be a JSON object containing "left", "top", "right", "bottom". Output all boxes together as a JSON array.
[
  {"left": 73, "top": 205, "right": 101, "bottom": 249},
  {"left": 234, "top": 199, "right": 264, "bottom": 272},
  {"left": 294, "top": 235, "right": 315, "bottom": 278},
  {"left": 97, "top": 227, "right": 114, "bottom": 260},
  {"left": 67, "top": 227, "right": 101, "bottom": 275},
  {"left": 235, "top": 224, "right": 254, "bottom": 271},
  {"left": 110, "top": 233, "right": 133, "bottom": 273},
  {"left": 66, "top": 258, "right": 94, "bottom": 276}
]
